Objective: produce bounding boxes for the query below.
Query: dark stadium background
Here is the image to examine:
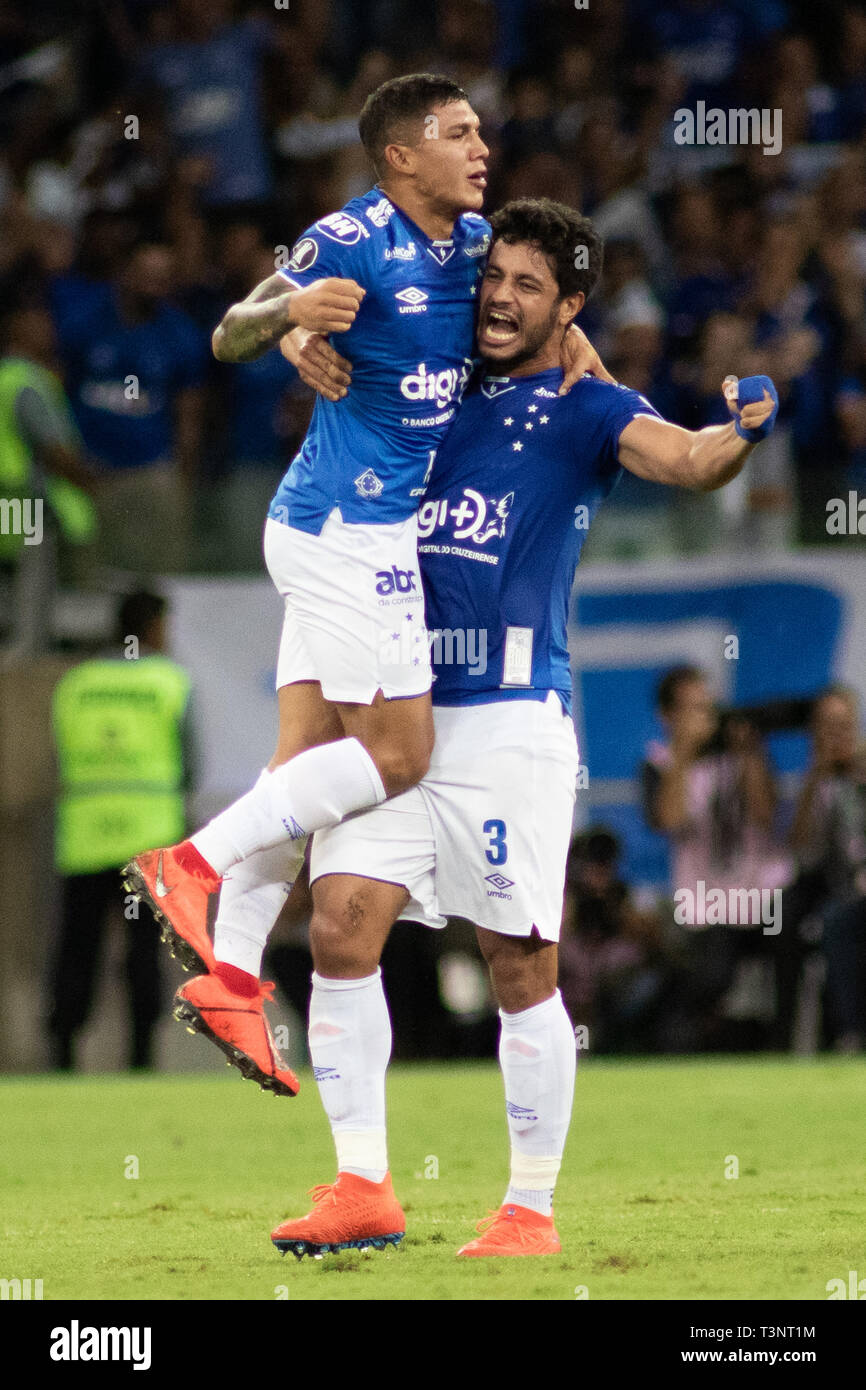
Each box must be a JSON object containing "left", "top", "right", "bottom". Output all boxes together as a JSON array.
[{"left": 1, "top": 0, "right": 865, "bottom": 1074}]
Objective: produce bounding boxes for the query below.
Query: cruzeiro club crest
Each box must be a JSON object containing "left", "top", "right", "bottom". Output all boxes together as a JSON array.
[{"left": 354, "top": 468, "right": 384, "bottom": 499}]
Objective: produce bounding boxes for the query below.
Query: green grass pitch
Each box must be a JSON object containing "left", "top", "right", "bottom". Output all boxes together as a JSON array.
[{"left": 1, "top": 1057, "right": 864, "bottom": 1301}]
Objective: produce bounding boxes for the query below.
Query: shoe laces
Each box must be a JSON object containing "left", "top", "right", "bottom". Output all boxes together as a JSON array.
[
  {"left": 308, "top": 1183, "right": 338, "bottom": 1208},
  {"left": 474, "top": 1207, "right": 542, "bottom": 1245},
  {"left": 475, "top": 1208, "right": 506, "bottom": 1235}
]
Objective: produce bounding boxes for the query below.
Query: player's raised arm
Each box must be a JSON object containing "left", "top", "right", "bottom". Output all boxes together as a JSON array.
[
  {"left": 617, "top": 375, "right": 779, "bottom": 492},
  {"left": 212, "top": 274, "right": 365, "bottom": 363}
]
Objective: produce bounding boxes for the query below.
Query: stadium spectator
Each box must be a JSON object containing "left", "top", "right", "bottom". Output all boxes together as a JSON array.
[
  {"left": 559, "top": 828, "right": 673, "bottom": 1053},
  {"left": 0, "top": 305, "right": 97, "bottom": 645},
  {"left": 790, "top": 686, "right": 866, "bottom": 1050},
  {"left": 201, "top": 231, "right": 307, "bottom": 571},
  {"left": 641, "top": 665, "right": 793, "bottom": 1049},
  {"left": 47, "top": 590, "right": 195, "bottom": 1070},
  {"left": 50, "top": 239, "right": 208, "bottom": 573},
  {"left": 135, "top": 0, "right": 276, "bottom": 211}
]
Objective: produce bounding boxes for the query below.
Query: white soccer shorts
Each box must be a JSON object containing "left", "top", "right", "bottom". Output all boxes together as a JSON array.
[
  {"left": 311, "top": 692, "right": 580, "bottom": 941},
  {"left": 264, "top": 508, "right": 432, "bottom": 704}
]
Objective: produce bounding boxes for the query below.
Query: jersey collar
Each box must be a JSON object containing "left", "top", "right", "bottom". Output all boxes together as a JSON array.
[
  {"left": 479, "top": 366, "right": 564, "bottom": 398},
  {"left": 379, "top": 190, "right": 461, "bottom": 264}
]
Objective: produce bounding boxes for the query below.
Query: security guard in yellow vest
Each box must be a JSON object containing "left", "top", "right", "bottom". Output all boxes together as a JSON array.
[
  {"left": 48, "top": 592, "right": 194, "bottom": 1069},
  {"left": 0, "top": 307, "right": 96, "bottom": 572}
]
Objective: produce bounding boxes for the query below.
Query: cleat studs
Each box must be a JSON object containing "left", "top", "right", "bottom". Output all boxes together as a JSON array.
[{"left": 186, "top": 1026, "right": 196, "bottom": 1035}]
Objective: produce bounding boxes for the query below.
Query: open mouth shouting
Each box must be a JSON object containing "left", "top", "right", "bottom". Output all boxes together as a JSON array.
[{"left": 481, "top": 307, "right": 521, "bottom": 348}]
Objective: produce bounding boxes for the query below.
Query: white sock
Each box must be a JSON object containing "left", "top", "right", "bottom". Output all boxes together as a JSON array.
[
  {"left": 191, "top": 738, "right": 386, "bottom": 874},
  {"left": 308, "top": 969, "right": 391, "bottom": 1184},
  {"left": 499, "top": 989, "right": 576, "bottom": 1217},
  {"left": 213, "top": 813, "right": 306, "bottom": 977}
]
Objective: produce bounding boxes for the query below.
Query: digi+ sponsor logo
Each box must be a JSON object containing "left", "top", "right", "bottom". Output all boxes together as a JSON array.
[
  {"left": 417, "top": 488, "right": 514, "bottom": 546},
  {"left": 399, "top": 360, "right": 473, "bottom": 412}
]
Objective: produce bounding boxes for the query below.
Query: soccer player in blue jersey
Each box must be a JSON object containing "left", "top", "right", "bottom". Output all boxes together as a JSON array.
[
  {"left": 267, "top": 198, "right": 779, "bottom": 1259},
  {"left": 124, "top": 76, "right": 604, "bottom": 1093}
]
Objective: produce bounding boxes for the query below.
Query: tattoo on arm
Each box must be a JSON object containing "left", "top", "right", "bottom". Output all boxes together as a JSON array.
[{"left": 212, "top": 273, "right": 294, "bottom": 363}]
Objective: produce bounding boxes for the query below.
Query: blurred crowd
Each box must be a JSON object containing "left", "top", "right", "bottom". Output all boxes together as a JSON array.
[
  {"left": 1, "top": 0, "right": 866, "bottom": 585},
  {"left": 560, "top": 670, "right": 866, "bottom": 1055},
  {"left": 2, "top": 0, "right": 866, "bottom": 1066}
]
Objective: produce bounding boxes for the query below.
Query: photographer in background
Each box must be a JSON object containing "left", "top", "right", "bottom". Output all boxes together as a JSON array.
[
  {"left": 558, "top": 828, "right": 673, "bottom": 1053},
  {"left": 642, "top": 665, "right": 792, "bottom": 1049},
  {"left": 790, "top": 686, "right": 866, "bottom": 1051}
]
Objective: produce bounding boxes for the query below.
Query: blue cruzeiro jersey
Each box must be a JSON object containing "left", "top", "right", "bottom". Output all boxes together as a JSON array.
[
  {"left": 268, "top": 187, "right": 490, "bottom": 534},
  {"left": 418, "top": 368, "right": 661, "bottom": 712}
]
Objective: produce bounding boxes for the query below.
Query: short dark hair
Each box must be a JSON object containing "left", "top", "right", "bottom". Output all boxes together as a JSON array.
[
  {"left": 358, "top": 73, "right": 469, "bottom": 177},
  {"left": 488, "top": 198, "right": 604, "bottom": 300},
  {"left": 656, "top": 664, "right": 705, "bottom": 715},
  {"left": 117, "top": 590, "right": 166, "bottom": 644}
]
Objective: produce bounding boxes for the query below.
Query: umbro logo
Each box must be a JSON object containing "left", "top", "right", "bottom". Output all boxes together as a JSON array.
[
  {"left": 395, "top": 286, "right": 428, "bottom": 314},
  {"left": 505, "top": 1101, "right": 539, "bottom": 1121},
  {"left": 485, "top": 872, "right": 514, "bottom": 891}
]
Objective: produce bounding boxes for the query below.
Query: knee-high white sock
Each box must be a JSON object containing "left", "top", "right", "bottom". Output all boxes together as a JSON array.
[
  {"left": 213, "top": 813, "right": 306, "bottom": 977},
  {"left": 308, "top": 969, "right": 392, "bottom": 1183},
  {"left": 191, "top": 738, "right": 386, "bottom": 874},
  {"left": 499, "top": 989, "right": 576, "bottom": 1217}
]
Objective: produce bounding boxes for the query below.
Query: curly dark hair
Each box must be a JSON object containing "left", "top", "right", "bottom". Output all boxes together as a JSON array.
[
  {"left": 488, "top": 198, "right": 604, "bottom": 301},
  {"left": 359, "top": 74, "right": 470, "bottom": 177}
]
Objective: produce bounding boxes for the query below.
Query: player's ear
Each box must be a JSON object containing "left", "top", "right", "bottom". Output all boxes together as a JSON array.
[
  {"left": 560, "top": 291, "right": 585, "bottom": 326},
  {"left": 382, "top": 141, "right": 415, "bottom": 177}
]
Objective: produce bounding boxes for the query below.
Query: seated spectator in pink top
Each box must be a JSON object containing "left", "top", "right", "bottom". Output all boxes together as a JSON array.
[{"left": 642, "top": 665, "right": 791, "bottom": 927}]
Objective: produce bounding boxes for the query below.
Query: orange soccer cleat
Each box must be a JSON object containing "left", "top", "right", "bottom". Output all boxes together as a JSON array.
[
  {"left": 173, "top": 973, "right": 299, "bottom": 1096},
  {"left": 271, "top": 1172, "right": 405, "bottom": 1259},
  {"left": 456, "top": 1203, "right": 561, "bottom": 1257},
  {"left": 123, "top": 842, "right": 219, "bottom": 974}
]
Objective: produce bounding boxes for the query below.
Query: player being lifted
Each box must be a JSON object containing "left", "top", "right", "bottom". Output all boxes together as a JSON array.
[
  {"left": 123, "top": 76, "right": 605, "bottom": 1093},
  {"left": 264, "top": 199, "right": 779, "bottom": 1258}
]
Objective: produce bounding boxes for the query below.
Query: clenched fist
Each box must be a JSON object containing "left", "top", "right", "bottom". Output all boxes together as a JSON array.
[{"left": 287, "top": 278, "right": 366, "bottom": 335}]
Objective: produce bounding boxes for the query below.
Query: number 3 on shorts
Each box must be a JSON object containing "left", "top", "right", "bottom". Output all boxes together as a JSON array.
[{"left": 483, "top": 818, "right": 508, "bottom": 866}]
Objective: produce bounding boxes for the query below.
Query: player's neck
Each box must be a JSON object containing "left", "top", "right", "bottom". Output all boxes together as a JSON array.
[
  {"left": 380, "top": 183, "right": 457, "bottom": 242},
  {"left": 487, "top": 342, "right": 561, "bottom": 379}
]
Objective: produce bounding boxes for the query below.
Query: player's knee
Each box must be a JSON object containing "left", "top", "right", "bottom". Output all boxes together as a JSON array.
[
  {"left": 372, "top": 740, "right": 431, "bottom": 796},
  {"left": 488, "top": 945, "right": 556, "bottom": 1013},
  {"left": 310, "top": 903, "right": 378, "bottom": 976}
]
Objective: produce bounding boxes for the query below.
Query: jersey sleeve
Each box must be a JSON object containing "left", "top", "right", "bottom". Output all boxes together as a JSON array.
[
  {"left": 606, "top": 384, "right": 664, "bottom": 451},
  {"left": 278, "top": 211, "right": 370, "bottom": 291}
]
